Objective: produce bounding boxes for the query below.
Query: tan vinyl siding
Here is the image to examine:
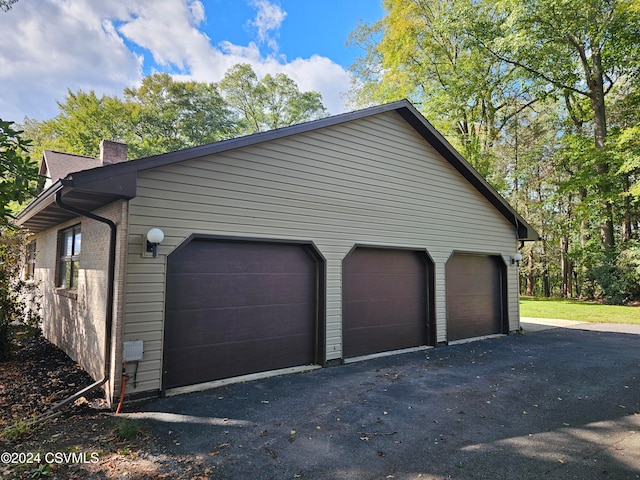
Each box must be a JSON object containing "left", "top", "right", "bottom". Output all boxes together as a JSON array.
[{"left": 124, "top": 111, "right": 520, "bottom": 393}]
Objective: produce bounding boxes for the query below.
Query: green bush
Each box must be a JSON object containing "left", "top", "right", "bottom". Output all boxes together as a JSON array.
[
  {"left": 113, "top": 418, "right": 142, "bottom": 441},
  {"left": 589, "top": 241, "right": 640, "bottom": 305},
  {"left": 0, "top": 228, "right": 42, "bottom": 361}
]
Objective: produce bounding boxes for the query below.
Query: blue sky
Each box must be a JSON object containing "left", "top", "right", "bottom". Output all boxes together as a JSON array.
[
  {"left": 0, "top": 0, "right": 385, "bottom": 122},
  {"left": 206, "top": 0, "right": 383, "bottom": 66}
]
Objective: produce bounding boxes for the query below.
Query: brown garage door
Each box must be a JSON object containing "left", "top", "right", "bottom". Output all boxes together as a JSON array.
[
  {"left": 343, "top": 248, "right": 429, "bottom": 358},
  {"left": 163, "top": 238, "right": 319, "bottom": 390},
  {"left": 446, "top": 254, "right": 504, "bottom": 341}
]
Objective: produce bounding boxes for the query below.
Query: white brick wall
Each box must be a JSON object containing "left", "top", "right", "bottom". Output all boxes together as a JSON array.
[{"left": 32, "top": 199, "right": 128, "bottom": 406}]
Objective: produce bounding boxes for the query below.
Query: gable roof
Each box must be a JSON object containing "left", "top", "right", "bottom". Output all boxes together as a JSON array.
[
  {"left": 39, "top": 150, "right": 102, "bottom": 184},
  {"left": 17, "top": 100, "right": 539, "bottom": 241}
]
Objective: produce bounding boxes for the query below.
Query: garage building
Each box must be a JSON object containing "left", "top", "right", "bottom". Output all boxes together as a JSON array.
[{"left": 17, "top": 100, "right": 538, "bottom": 403}]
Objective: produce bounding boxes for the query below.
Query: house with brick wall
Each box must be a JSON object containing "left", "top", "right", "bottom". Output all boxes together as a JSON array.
[{"left": 17, "top": 100, "right": 538, "bottom": 406}]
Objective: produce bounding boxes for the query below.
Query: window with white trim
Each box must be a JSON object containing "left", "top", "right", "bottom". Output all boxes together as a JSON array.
[{"left": 58, "top": 225, "right": 81, "bottom": 289}]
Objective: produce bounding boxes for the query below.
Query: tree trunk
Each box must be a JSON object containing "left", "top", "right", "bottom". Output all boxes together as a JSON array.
[
  {"left": 560, "top": 234, "right": 572, "bottom": 298},
  {"left": 622, "top": 175, "right": 633, "bottom": 242},
  {"left": 541, "top": 238, "right": 550, "bottom": 297},
  {"left": 578, "top": 186, "right": 590, "bottom": 297},
  {"left": 588, "top": 49, "right": 615, "bottom": 249},
  {"left": 525, "top": 249, "right": 535, "bottom": 296}
]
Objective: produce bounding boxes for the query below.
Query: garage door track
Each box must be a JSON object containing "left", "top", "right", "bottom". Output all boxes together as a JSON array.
[{"left": 129, "top": 324, "right": 640, "bottom": 479}]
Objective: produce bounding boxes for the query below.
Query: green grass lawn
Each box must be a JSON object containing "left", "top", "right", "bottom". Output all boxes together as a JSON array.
[{"left": 520, "top": 296, "right": 640, "bottom": 324}]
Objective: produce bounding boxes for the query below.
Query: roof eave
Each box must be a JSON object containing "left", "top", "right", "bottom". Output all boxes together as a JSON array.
[
  {"left": 15, "top": 181, "right": 65, "bottom": 227},
  {"left": 16, "top": 169, "right": 137, "bottom": 232}
]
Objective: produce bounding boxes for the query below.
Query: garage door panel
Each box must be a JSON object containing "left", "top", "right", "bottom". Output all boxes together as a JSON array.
[
  {"left": 164, "top": 239, "right": 319, "bottom": 390},
  {"left": 343, "top": 248, "right": 429, "bottom": 358},
  {"left": 446, "top": 254, "right": 503, "bottom": 341},
  {"left": 167, "top": 272, "right": 314, "bottom": 310},
  {"left": 345, "top": 274, "right": 425, "bottom": 300},
  {"left": 344, "top": 323, "right": 424, "bottom": 358},
  {"left": 449, "top": 293, "right": 500, "bottom": 315},
  {"left": 171, "top": 241, "right": 313, "bottom": 274},
  {"left": 165, "top": 303, "right": 315, "bottom": 348},
  {"left": 449, "top": 274, "right": 499, "bottom": 294},
  {"left": 345, "top": 251, "right": 423, "bottom": 274},
  {"left": 344, "top": 298, "right": 424, "bottom": 327},
  {"left": 448, "top": 321, "right": 495, "bottom": 340},
  {"left": 164, "top": 333, "right": 314, "bottom": 389}
]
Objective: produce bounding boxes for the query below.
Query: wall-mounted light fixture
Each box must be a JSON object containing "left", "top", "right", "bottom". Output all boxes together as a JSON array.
[
  {"left": 146, "top": 228, "right": 164, "bottom": 258},
  {"left": 511, "top": 252, "right": 523, "bottom": 267}
]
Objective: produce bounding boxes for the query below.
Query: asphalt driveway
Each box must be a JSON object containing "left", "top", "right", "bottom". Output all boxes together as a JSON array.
[{"left": 129, "top": 321, "right": 640, "bottom": 479}]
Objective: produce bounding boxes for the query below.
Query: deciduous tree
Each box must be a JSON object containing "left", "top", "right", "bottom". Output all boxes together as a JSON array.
[
  {"left": 474, "top": 0, "right": 640, "bottom": 249},
  {"left": 0, "top": 120, "right": 40, "bottom": 227},
  {"left": 219, "top": 64, "right": 327, "bottom": 134}
]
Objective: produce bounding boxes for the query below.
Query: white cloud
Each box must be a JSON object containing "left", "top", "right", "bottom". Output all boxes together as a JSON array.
[
  {"left": 117, "top": 0, "right": 212, "bottom": 72},
  {"left": 0, "top": 0, "right": 351, "bottom": 122},
  {"left": 282, "top": 56, "right": 352, "bottom": 116},
  {"left": 248, "top": 0, "right": 286, "bottom": 52},
  {"left": 0, "top": 0, "right": 142, "bottom": 121}
]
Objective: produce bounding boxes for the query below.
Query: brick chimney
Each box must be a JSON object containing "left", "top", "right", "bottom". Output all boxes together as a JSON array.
[{"left": 99, "top": 140, "right": 128, "bottom": 165}]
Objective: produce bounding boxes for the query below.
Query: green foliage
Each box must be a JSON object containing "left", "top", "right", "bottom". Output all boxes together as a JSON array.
[
  {"left": 0, "top": 120, "right": 41, "bottom": 227},
  {"left": 113, "top": 418, "right": 142, "bottom": 441},
  {"left": 23, "top": 66, "right": 328, "bottom": 160},
  {"left": 219, "top": 64, "right": 327, "bottom": 134},
  {"left": 0, "top": 228, "right": 42, "bottom": 361},
  {"left": 31, "top": 463, "right": 52, "bottom": 479},
  {"left": 124, "top": 73, "right": 236, "bottom": 157},
  {"left": 616, "top": 124, "right": 640, "bottom": 198},
  {"left": 0, "top": 415, "right": 38, "bottom": 442},
  {"left": 348, "top": 0, "right": 537, "bottom": 190},
  {"left": 34, "top": 90, "right": 129, "bottom": 158},
  {"left": 588, "top": 242, "right": 640, "bottom": 305}
]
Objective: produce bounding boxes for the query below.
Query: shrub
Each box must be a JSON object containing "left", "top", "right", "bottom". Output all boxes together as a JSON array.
[
  {"left": 114, "top": 418, "right": 142, "bottom": 441},
  {"left": 589, "top": 241, "right": 640, "bottom": 305},
  {"left": 0, "top": 228, "right": 42, "bottom": 361}
]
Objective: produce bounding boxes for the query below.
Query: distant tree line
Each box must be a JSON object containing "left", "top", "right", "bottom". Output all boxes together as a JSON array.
[
  {"left": 22, "top": 64, "right": 327, "bottom": 160},
  {"left": 348, "top": 0, "right": 640, "bottom": 303}
]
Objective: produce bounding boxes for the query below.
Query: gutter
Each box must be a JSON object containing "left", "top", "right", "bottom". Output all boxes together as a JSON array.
[{"left": 44, "top": 190, "right": 118, "bottom": 411}]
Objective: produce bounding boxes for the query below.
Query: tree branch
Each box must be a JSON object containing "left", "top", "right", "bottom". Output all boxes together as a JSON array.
[{"left": 475, "top": 37, "right": 590, "bottom": 98}]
